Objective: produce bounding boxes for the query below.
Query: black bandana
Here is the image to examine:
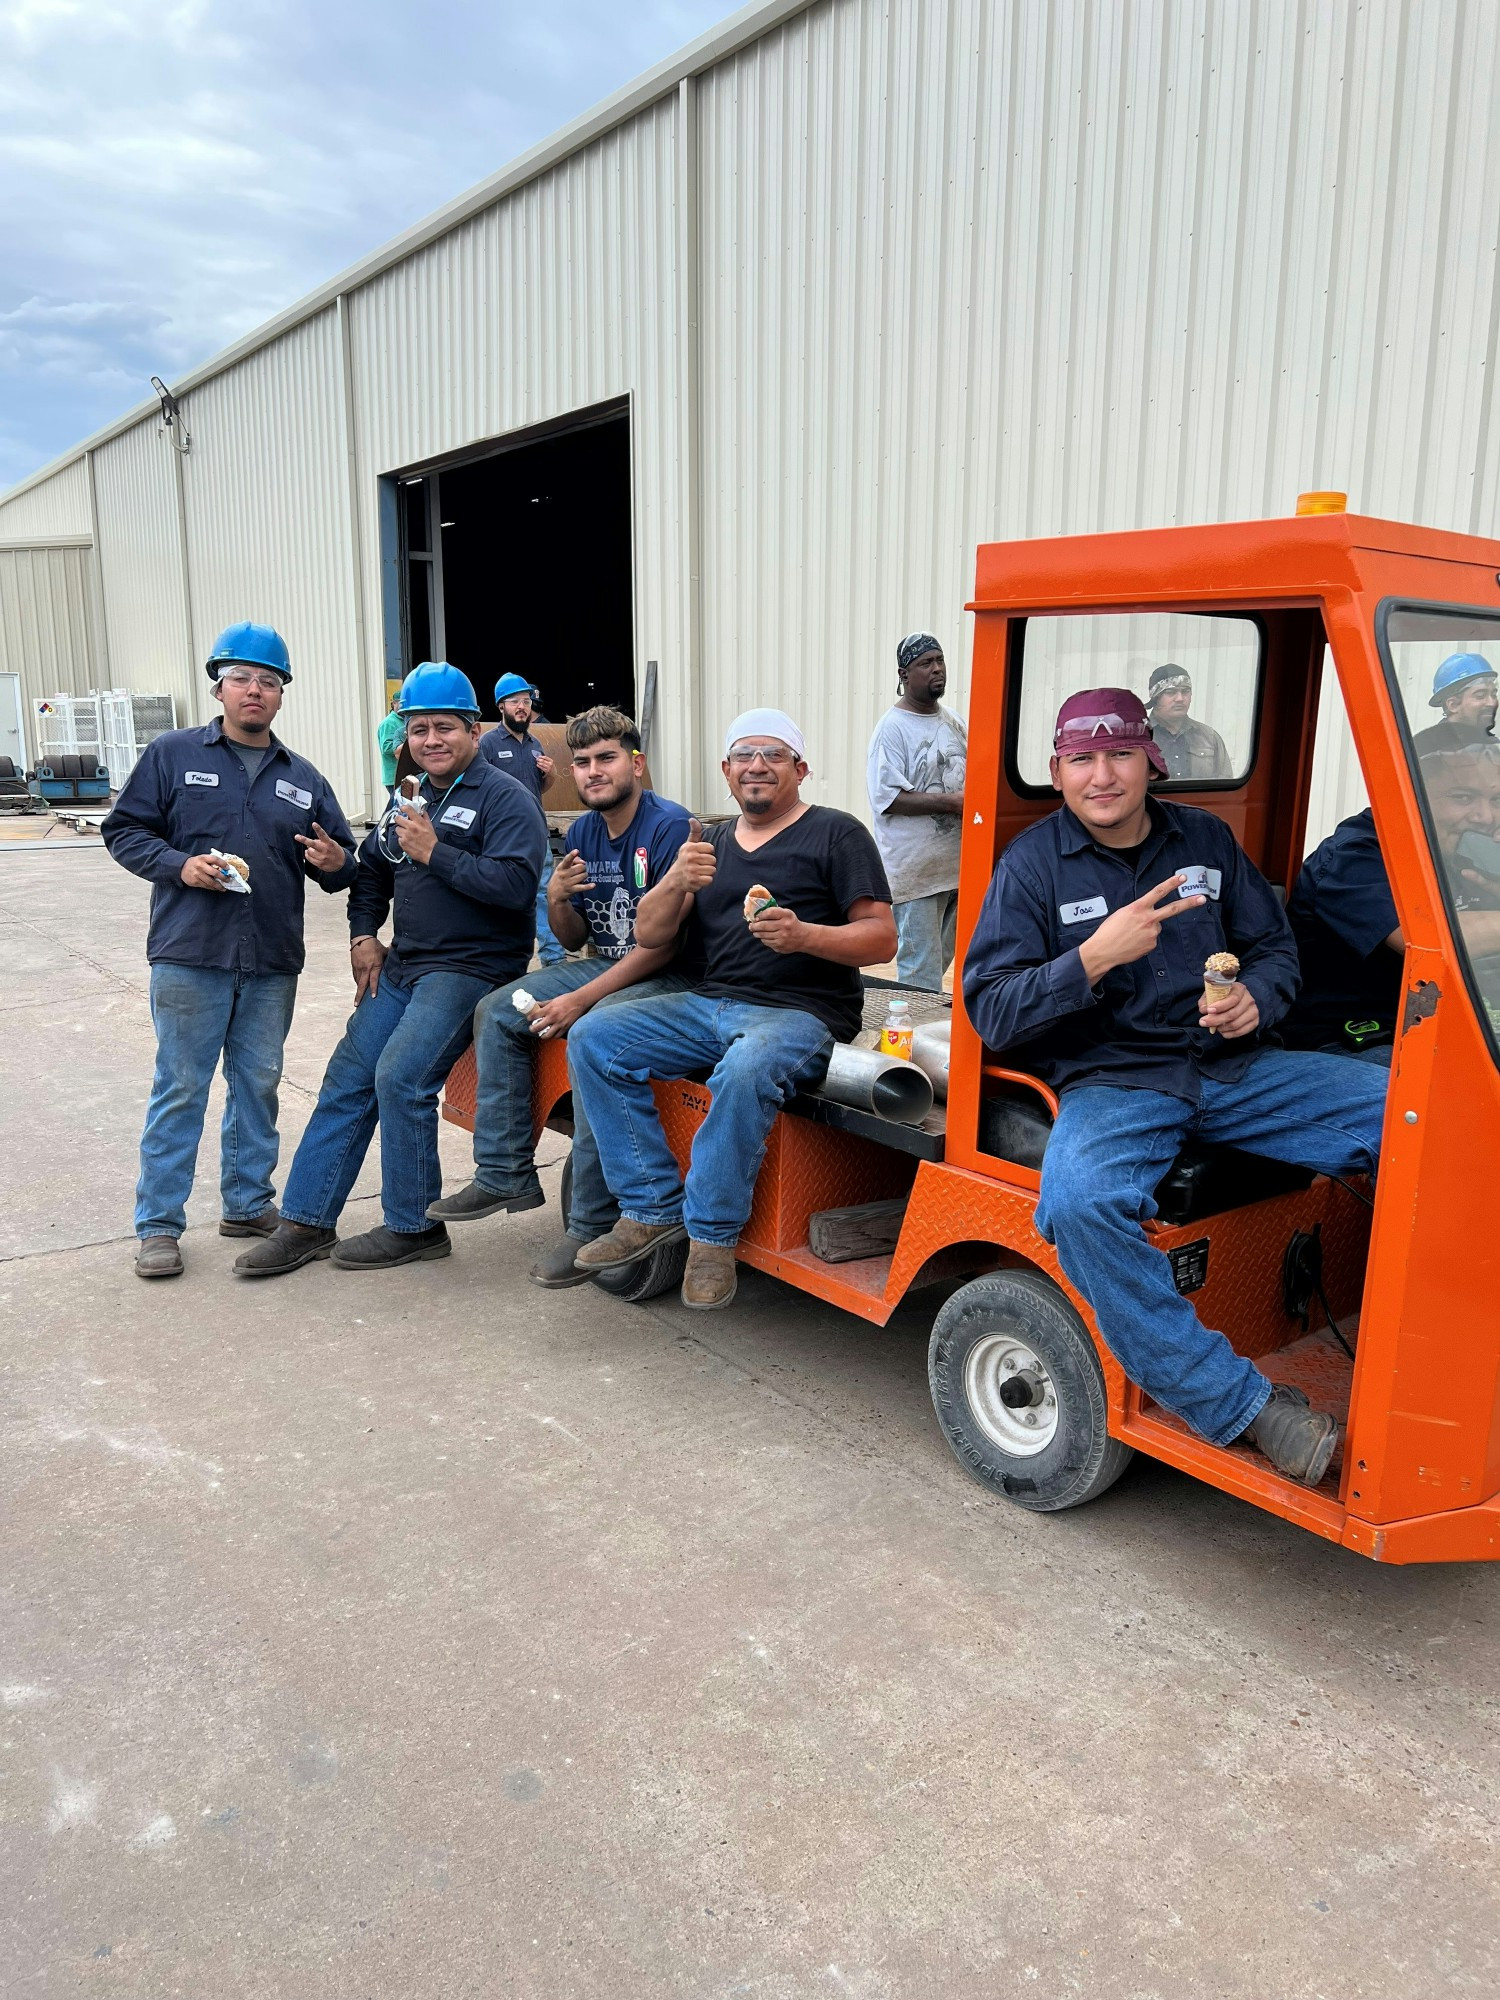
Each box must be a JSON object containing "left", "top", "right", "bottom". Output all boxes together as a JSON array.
[{"left": 897, "top": 632, "right": 943, "bottom": 677}]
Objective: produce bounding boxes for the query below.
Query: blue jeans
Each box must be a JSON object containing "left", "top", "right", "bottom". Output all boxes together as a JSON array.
[
  {"left": 135, "top": 964, "right": 298, "bottom": 1239},
  {"left": 568, "top": 993, "right": 834, "bottom": 1244},
  {"left": 1033, "top": 1049, "right": 1388, "bottom": 1445},
  {"left": 894, "top": 890, "right": 958, "bottom": 990},
  {"left": 281, "top": 966, "right": 495, "bottom": 1234},
  {"left": 534, "top": 850, "right": 566, "bottom": 967},
  {"left": 471, "top": 961, "right": 692, "bottom": 1240}
]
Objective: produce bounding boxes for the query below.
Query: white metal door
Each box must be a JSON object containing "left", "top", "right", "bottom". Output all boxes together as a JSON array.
[{"left": 0, "top": 672, "right": 24, "bottom": 771}]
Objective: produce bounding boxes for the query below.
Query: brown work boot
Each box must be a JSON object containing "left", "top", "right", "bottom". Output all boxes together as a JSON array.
[
  {"left": 220, "top": 1205, "right": 280, "bottom": 1238},
  {"left": 573, "top": 1218, "right": 686, "bottom": 1271},
  {"left": 135, "top": 1236, "right": 183, "bottom": 1280},
  {"left": 1243, "top": 1384, "right": 1339, "bottom": 1486},
  {"left": 680, "top": 1241, "right": 738, "bottom": 1311}
]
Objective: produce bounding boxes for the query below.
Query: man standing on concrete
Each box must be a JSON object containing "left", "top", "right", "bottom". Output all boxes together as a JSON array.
[
  {"left": 865, "top": 633, "right": 968, "bottom": 989},
  {"left": 426, "top": 703, "right": 695, "bottom": 1286},
  {"left": 481, "top": 670, "right": 563, "bottom": 966},
  {"left": 101, "top": 622, "right": 358, "bottom": 1280},
  {"left": 235, "top": 663, "right": 546, "bottom": 1277},
  {"left": 1146, "top": 664, "right": 1233, "bottom": 780}
]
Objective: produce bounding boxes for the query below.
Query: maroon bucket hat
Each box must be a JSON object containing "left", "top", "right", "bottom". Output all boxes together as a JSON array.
[{"left": 1053, "top": 687, "right": 1168, "bottom": 777}]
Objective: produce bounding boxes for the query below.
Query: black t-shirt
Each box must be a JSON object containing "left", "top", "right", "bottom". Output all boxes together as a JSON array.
[{"left": 686, "top": 806, "right": 892, "bottom": 1040}]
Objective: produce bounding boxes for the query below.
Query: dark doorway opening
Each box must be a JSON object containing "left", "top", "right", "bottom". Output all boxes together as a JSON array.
[{"left": 396, "top": 410, "right": 635, "bottom": 724}]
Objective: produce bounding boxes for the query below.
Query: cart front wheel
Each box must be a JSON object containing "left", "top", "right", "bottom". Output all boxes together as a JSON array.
[{"left": 928, "top": 1270, "right": 1133, "bottom": 1512}]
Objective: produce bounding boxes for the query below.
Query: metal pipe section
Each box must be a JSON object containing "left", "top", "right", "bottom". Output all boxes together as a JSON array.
[
  {"left": 814, "top": 1043, "right": 934, "bottom": 1125},
  {"left": 911, "top": 1019, "right": 951, "bottom": 1101}
]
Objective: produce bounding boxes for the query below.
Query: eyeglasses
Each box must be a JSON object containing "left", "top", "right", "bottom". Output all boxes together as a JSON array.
[
  {"left": 220, "top": 669, "right": 283, "bottom": 693},
  {"left": 727, "top": 744, "right": 795, "bottom": 767}
]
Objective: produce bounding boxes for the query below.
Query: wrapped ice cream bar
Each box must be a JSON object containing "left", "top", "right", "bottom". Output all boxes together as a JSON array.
[
  {"left": 1201, "top": 951, "right": 1239, "bottom": 1032},
  {"left": 398, "top": 774, "right": 426, "bottom": 813}
]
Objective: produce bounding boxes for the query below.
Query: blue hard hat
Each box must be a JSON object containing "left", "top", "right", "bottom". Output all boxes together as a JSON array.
[
  {"left": 1429, "top": 652, "right": 1497, "bottom": 708},
  {"left": 494, "top": 672, "right": 534, "bottom": 703},
  {"left": 397, "top": 662, "right": 481, "bottom": 718},
  {"left": 206, "top": 621, "right": 292, "bottom": 683}
]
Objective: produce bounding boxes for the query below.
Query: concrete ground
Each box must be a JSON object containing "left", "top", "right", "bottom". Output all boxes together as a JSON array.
[{"left": 2, "top": 848, "right": 1497, "bottom": 2000}]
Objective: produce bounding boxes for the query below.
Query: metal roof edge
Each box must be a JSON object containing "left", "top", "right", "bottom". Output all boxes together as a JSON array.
[{"left": 0, "top": 0, "right": 817, "bottom": 511}]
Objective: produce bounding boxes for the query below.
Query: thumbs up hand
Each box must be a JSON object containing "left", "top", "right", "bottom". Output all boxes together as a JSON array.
[{"left": 669, "top": 817, "right": 717, "bottom": 893}]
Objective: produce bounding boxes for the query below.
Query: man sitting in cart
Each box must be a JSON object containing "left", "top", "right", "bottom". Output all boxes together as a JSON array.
[
  {"left": 1282, "top": 742, "right": 1500, "bottom": 1061},
  {"left": 564, "top": 708, "right": 897, "bottom": 1311},
  {"left": 962, "top": 688, "right": 1389, "bottom": 1488},
  {"left": 425, "top": 704, "right": 697, "bottom": 1287}
]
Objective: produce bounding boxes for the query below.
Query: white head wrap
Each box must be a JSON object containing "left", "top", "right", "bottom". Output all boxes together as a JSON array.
[{"left": 724, "top": 707, "right": 807, "bottom": 761}]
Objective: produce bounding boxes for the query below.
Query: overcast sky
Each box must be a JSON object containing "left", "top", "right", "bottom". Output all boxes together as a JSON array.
[{"left": 0, "top": 0, "right": 730, "bottom": 491}]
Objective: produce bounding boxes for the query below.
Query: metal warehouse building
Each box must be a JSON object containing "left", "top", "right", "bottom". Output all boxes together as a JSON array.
[{"left": 2, "top": 0, "right": 1498, "bottom": 835}]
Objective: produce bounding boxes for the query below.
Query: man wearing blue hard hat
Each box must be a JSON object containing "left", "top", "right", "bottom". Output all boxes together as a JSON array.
[
  {"left": 235, "top": 661, "right": 547, "bottom": 1277},
  {"left": 1412, "top": 652, "right": 1498, "bottom": 757},
  {"left": 102, "top": 622, "right": 358, "bottom": 1280},
  {"left": 481, "top": 671, "right": 564, "bottom": 966}
]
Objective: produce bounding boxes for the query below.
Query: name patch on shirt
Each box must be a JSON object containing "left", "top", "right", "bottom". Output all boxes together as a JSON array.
[
  {"left": 1059, "top": 896, "right": 1107, "bottom": 924},
  {"left": 183, "top": 770, "right": 218, "bottom": 787},
  {"left": 275, "top": 779, "right": 312, "bottom": 810},
  {"left": 441, "top": 805, "right": 477, "bottom": 829}
]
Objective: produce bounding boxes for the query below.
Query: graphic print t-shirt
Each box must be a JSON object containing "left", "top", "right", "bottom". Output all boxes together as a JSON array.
[
  {"left": 865, "top": 705, "right": 968, "bottom": 902},
  {"left": 686, "top": 806, "right": 892, "bottom": 1041},
  {"left": 568, "top": 790, "right": 695, "bottom": 959}
]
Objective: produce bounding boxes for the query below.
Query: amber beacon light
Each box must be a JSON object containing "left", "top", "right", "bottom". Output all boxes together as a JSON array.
[{"left": 1296, "top": 489, "right": 1348, "bottom": 515}]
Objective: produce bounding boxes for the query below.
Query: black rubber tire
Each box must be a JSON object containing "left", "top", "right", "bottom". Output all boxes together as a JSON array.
[
  {"left": 928, "top": 1269, "right": 1134, "bottom": 1513},
  {"left": 558, "top": 1152, "right": 689, "bottom": 1305}
]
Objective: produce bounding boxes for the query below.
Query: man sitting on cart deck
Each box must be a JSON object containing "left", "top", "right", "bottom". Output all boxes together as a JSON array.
[
  {"left": 235, "top": 662, "right": 547, "bottom": 1278},
  {"left": 565, "top": 708, "right": 897, "bottom": 1310},
  {"left": 962, "top": 688, "right": 1389, "bottom": 1488},
  {"left": 425, "top": 704, "right": 697, "bottom": 1286}
]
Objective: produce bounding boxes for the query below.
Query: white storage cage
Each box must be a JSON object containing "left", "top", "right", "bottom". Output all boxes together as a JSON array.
[{"left": 101, "top": 690, "right": 176, "bottom": 787}]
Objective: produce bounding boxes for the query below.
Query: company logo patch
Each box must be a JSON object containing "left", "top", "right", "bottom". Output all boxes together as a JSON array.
[
  {"left": 275, "top": 779, "right": 312, "bottom": 809},
  {"left": 633, "top": 846, "right": 649, "bottom": 890},
  {"left": 441, "top": 805, "right": 477, "bottom": 829},
  {"left": 184, "top": 771, "right": 219, "bottom": 787},
  {"left": 1059, "top": 896, "right": 1107, "bottom": 924}
]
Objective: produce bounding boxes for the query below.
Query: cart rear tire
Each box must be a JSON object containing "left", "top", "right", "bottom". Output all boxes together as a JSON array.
[
  {"left": 928, "top": 1270, "right": 1133, "bottom": 1513},
  {"left": 559, "top": 1152, "right": 689, "bottom": 1305}
]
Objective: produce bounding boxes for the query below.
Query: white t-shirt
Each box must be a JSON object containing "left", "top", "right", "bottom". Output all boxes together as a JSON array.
[{"left": 865, "top": 704, "right": 968, "bottom": 902}]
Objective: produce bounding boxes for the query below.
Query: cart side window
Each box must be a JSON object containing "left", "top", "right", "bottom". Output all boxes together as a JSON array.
[
  {"left": 1009, "top": 612, "right": 1262, "bottom": 792},
  {"left": 1380, "top": 605, "right": 1500, "bottom": 1055}
]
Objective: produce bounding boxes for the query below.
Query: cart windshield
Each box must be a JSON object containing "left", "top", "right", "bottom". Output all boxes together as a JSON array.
[{"left": 1381, "top": 605, "right": 1500, "bottom": 1055}]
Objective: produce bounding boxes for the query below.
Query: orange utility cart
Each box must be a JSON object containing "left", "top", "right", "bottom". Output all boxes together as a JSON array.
[{"left": 446, "top": 503, "right": 1500, "bottom": 1565}]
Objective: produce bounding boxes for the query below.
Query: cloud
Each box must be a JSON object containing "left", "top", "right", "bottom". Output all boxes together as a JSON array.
[{"left": 0, "top": 0, "right": 731, "bottom": 489}]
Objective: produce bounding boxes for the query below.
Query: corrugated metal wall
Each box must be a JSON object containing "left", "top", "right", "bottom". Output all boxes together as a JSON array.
[
  {"left": 4, "top": 0, "right": 1499, "bottom": 842},
  {"left": 695, "top": 0, "right": 1500, "bottom": 830},
  {"left": 91, "top": 417, "right": 196, "bottom": 727},
  {"left": 0, "top": 458, "right": 91, "bottom": 542},
  {"left": 179, "top": 308, "right": 366, "bottom": 811},
  {"left": 0, "top": 546, "right": 99, "bottom": 752},
  {"left": 349, "top": 101, "right": 688, "bottom": 792}
]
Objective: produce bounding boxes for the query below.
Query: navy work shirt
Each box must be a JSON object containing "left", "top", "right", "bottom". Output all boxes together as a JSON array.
[
  {"left": 567, "top": 789, "right": 695, "bottom": 959},
  {"left": 1282, "top": 810, "right": 1400, "bottom": 1049},
  {"left": 478, "top": 724, "right": 548, "bottom": 803},
  {"left": 349, "top": 757, "right": 547, "bottom": 985},
  {"left": 962, "top": 798, "right": 1300, "bottom": 1102},
  {"left": 101, "top": 720, "right": 357, "bottom": 976}
]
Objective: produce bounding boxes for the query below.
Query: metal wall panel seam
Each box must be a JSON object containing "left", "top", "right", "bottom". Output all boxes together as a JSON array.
[{"left": 337, "top": 292, "right": 377, "bottom": 820}]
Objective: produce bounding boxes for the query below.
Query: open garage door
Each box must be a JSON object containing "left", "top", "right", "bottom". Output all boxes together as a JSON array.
[{"left": 395, "top": 406, "right": 634, "bottom": 725}]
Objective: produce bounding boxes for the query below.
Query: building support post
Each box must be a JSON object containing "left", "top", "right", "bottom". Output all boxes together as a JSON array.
[
  {"left": 677, "top": 72, "right": 708, "bottom": 812},
  {"left": 169, "top": 413, "right": 197, "bottom": 721},
  {"left": 337, "top": 291, "right": 377, "bottom": 820},
  {"left": 84, "top": 447, "right": 111, "bottom": 686}
]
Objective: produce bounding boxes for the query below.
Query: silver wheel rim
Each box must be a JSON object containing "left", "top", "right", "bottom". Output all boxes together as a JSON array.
[{"left": 964, "top": 1331, "right": 1059, "bottom": 1457}]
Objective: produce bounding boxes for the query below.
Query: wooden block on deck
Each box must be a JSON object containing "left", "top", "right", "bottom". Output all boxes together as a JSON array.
[{"left": 809, "top": 1197, "right": 909, "bottom": 1265}]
